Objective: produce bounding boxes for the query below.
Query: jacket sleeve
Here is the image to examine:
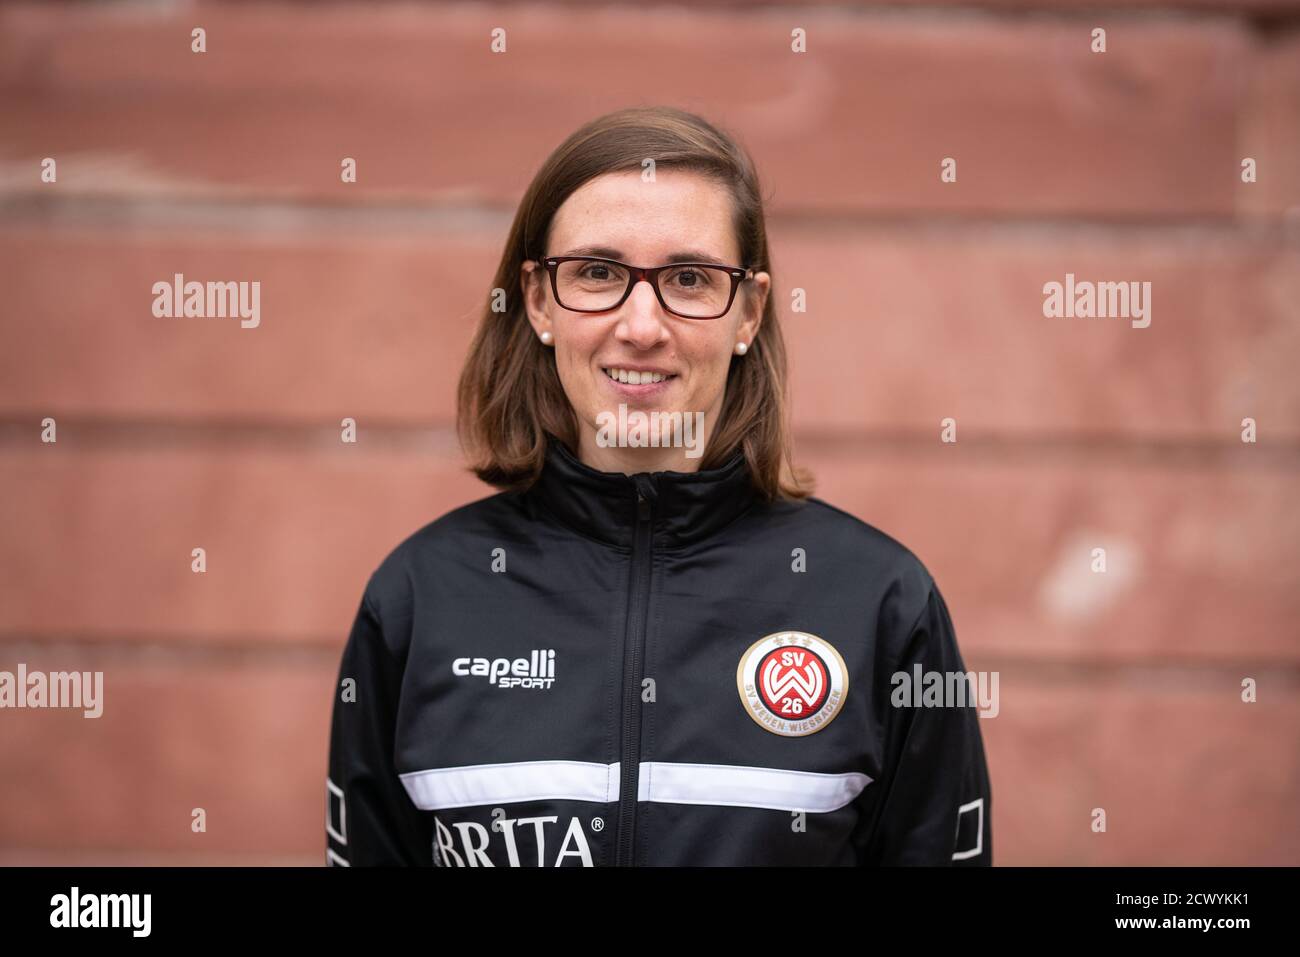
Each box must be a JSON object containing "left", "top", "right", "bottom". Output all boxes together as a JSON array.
[
  {"left": 858, "top": 581, "right": 993, "bottom": 865},
  {"left": 325, "top": 585, "right": 432, "bottom": 866}
]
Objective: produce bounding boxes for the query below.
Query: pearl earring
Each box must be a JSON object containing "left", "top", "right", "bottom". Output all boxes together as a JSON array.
[
  {"left": 540, "top": 331, "right": 553, "bottom": 345},
  {"left": 734, "top": 341, "right": 748, "bottom": 355}
]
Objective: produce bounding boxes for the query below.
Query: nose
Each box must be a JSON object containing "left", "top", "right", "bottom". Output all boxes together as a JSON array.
[{"left": 616, "top": 278, "right": 670, "bottom": 348}]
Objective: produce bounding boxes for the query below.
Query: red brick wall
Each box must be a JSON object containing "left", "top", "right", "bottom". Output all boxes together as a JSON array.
[{"left": 0, "top": 0, "right": 1296, "bottom": 865}]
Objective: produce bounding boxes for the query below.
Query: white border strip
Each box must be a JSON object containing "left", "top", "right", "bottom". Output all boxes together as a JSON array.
[
  {"left": 400, "top": 760, "right": 620, "bottom": 810},
  {"left": 399, "top": 760, "right": 872, "bottom": 813},
  {"left": 951, "top": 797, "right": 984, "bottom": 860},
  {"left": 638, "top": 761, "right": 871, "bottom": 813}
]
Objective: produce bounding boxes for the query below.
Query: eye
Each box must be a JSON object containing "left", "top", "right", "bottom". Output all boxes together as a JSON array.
[{"left": 665, "top": 266, "right": 713, "bottom": 288}]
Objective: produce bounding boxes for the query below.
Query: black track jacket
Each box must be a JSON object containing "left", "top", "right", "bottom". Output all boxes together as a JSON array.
[{"left": 326, "top": 436, "right": 992, "bottom": 866}]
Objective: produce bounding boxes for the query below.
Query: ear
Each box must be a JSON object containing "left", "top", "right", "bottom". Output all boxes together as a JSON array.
[
  {"left": 520, "top": 259, "right": 554, "bottom": 340},
  {"left": 736, "top": 269, "right": 769, "bottom": 347}
]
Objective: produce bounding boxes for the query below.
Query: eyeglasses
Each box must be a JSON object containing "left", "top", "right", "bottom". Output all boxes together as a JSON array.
[{"left": 534, "top": 255, "right": 754, "bottom": 320}]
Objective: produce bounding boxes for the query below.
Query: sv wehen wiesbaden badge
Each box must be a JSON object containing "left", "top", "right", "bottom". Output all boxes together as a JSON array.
[{"left": 736, "top": 631, "right": 848, "bottom": 736}]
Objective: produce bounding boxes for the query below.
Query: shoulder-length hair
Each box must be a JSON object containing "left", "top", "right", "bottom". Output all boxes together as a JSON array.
[{"left": 456, "top": 105, "right": 813, "bottom": 502}]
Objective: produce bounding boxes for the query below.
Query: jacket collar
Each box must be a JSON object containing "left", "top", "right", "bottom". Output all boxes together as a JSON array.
[{"left": 526, "top": 434, "right": 761, "bottom": 550}]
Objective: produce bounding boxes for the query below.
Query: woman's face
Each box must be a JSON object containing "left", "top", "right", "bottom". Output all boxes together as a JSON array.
[{"left": 522, "top": 168, "right": 770, "bottom": 473}]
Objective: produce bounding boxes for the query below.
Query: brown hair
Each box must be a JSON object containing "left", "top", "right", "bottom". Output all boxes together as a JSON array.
[{"left": 456, "top": 105, "right": 813, "bottom": 502}]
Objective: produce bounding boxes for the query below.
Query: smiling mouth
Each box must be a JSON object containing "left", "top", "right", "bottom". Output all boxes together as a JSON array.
[{"left": 602, "top": 367, "right": 676, "bottom": 385}]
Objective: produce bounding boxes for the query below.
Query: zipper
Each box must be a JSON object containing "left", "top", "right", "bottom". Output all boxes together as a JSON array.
[{"left": 615, "top": 473, "right": 657, "bottom": 867}]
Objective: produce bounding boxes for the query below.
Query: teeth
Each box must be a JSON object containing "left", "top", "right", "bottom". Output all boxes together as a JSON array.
[{"left": 604, "top": 368, "right": 669, "bottom": 384}]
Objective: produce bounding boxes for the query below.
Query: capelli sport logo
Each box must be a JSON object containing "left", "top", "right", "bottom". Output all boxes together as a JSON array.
[
  {"left": 737, "top": 632, "right": 847, "bottom": 736},
  {"left": 453, "top": 650, "right": 555, "bottom": 689}
]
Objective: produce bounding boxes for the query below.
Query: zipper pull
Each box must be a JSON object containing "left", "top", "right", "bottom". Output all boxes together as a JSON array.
[{"left": 634, "top": 474, "right": 656, "bottom": 521}]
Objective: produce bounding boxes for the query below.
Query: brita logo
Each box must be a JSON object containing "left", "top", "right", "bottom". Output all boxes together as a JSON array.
[
  {"left": 433, "top": 811, "right": 595, "bottom": 866},
  {"left": 452, "top": 650, "right": 555, "bottom": 689}
]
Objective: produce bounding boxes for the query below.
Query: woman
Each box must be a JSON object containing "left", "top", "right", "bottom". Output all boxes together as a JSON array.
[{"left": 326, "top": 106, "right": 991, "bottom": 867}]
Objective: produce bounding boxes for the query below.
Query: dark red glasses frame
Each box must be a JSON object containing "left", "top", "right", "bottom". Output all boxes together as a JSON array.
[{"left": 534, "top": 255, "right": 755, "bottom": 320}]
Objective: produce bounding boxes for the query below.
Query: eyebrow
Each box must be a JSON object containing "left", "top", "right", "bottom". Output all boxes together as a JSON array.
[{"left": 554, "top": 244, "right": 730, "bottom": 266}]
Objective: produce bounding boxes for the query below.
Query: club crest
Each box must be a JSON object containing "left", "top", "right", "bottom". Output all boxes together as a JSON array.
[{"left": 736, "top": 631, "right": 847, "bottom": 736}]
